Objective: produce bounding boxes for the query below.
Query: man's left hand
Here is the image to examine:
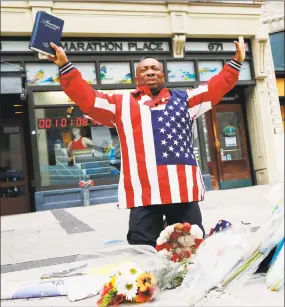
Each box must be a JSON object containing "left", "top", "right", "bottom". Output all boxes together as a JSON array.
[{"left": 233, "top": 36, "right": 246, "bottom": 63}]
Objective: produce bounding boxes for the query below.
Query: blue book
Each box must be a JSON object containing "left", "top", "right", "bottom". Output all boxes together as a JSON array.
[{"left": 29, "top": 11, "right": 64, "bottom": 57}]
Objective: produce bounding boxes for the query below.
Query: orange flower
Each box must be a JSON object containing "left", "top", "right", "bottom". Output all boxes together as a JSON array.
[
  {"left": 174, "top": 223, "right": 184, "bottom": 231},
  {"left": 134, "top": 288, "right": 155, "bottom": 303}
]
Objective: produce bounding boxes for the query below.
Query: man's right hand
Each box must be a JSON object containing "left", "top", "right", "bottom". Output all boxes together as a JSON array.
[{"left": 48, "top": 42, "right": 69, "bottom": 67}]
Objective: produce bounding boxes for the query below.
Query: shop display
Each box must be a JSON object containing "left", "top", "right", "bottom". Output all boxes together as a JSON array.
[{"left": 35, "top": 108, "right": 121, "bottom": 186}]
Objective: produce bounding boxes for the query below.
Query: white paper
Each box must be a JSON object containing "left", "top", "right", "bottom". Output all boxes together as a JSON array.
[{"left": 225, "top": 137, "right": 237, "bottom": 147}]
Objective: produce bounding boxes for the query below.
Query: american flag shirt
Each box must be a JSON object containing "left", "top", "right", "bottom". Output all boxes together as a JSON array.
[{"left": 60, "top": 60, "right": 241, "bottom": 208}]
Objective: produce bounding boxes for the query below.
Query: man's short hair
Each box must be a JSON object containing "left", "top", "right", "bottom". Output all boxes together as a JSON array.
[
  {"left": 139, "top": 56, "right": 158, "bottom": 62},
  {"left": 137, "top": 57, "right": 163, "bottom": 73}
]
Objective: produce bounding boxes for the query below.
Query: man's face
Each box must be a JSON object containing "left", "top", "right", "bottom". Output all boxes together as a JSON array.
[{"left": 135, "top": 58, "right": 164, "bottom": 90}]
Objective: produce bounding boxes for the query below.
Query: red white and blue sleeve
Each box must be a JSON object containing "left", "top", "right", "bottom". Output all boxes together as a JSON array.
[
  {"left": 187, "top": 59, "right": 242, "bottom": 119},
  {"left": 59, "top": 62, "right": 117, "bottom": 127}
]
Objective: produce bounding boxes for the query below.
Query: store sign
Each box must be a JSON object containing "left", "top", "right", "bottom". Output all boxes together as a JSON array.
[
  {"left": 185, "top": 41, "right": 249, "bottom": 52},
  {"left": 61, "top": 41, "right": 169, "bottom": 52},
  {"left": 1, "top": 40, "right": 170, "bottom": 53}
]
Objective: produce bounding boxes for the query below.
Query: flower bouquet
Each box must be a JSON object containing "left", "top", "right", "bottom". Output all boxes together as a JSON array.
[
  {"left": 97, "top": 263, "right": 157, "bottom": 307},
  {"left": 156, "top": 223, "right": 204, "bottom": 263}
]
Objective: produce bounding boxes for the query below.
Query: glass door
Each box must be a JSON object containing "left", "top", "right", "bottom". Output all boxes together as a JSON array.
[
  {"left": 0, "top": 121, "right": 31, "bottom": 215},
  {"left": 212, "top": 104, "right": 252, "bottom": 189}
]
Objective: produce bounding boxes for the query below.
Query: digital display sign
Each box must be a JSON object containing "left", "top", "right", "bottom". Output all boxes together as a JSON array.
[{"left": 37, "top": 117, "right": 102, "bottom": 129}]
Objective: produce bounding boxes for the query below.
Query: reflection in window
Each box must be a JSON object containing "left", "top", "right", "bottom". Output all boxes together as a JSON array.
[
  {"left": 1, "top": 63, "right": 21, "bottom": 72},
  {"left": 100, "top": 62, "right": 132, "bottom": 84},
  {"left": 35, "top": 107, "right": 121, "bottom": 186},
  {"left": 73, "top": 63, "right": 97, "bottom": 84},
  {"left": 167, "top": 61, "right": 196, "bottom": 82},
  {"left": 270, "top": 31, "right": 285, "bottom": 71},
  {"left": 1, "top": 62, "right": 22, "bottom": 94},
  {"left": 0, "top": 186, "right": 25, "bottom": 198},
  {"left": 198, "top": 61, "right": 223, "bottom": 81},
  {"left": 26, "top": 63, "right": 60, "bottom": 85},
  {"left": 227, "top": 60, "right": 252, "bottom": 80}
]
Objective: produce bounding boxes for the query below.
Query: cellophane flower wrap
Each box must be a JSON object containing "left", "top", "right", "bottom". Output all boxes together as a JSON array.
[
  {"left": 265, "top": 238, "right": 284, "bottom": 291},
  {"left": 97, "top": 263, "right": 157, "bottom": 306},
  {"left": 155, "top": 223, "right": 204, "bottom": 263},
  {"left": 221, "top": 195, "right": 284, "bottom": 290}
]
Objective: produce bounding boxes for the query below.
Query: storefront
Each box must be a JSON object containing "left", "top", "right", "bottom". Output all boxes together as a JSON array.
[
  {"left": 1, "top": 36, "right": 256, "bottom": 212},
  {"left": 1, "top": 0, "right": 283, "bottom": 214}
]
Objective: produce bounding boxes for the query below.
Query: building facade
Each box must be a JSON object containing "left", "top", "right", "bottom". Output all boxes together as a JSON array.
[
  {"left": 0, "top": 0, "right": 283, "bottom": 215},
  {"left": 262, "top": 1, "right": 285, "bottom": 132}
]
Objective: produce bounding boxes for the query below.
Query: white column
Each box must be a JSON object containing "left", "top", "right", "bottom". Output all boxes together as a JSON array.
[{"left": 246, "top": 31, "right": 282, "bottom": 185}]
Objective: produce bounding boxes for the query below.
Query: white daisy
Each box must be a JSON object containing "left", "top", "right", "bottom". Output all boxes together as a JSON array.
[
  {"left": 164, "top": 225, "right": 175, "bottom": 235},
  {"left": 190, "top": 225, "right": 203, "bottom": 239},
  {"left": 118, "top": 263, "right": 142, "bottom": 281},
  {"left": 116, "top": 277, "right": 138, "bottom": 301},
  {"left": 157, "top": 236, "right": 167, "bottom": 245},
  {"left": 159, "top": 230, "right": 169, "bottom": 241}
]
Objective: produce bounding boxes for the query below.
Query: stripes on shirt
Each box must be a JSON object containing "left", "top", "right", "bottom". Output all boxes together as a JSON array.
[
  {"left": 59, "top": 62, "right": 75, "bottom": 75},
  {"left": 228, "top": 59, "right": 242, "bottom": 71}
]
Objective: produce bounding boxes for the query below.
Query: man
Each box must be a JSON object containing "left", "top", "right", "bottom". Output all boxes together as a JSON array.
[{"left": 49, "top": 37, "right": 246, "bottom": 247}]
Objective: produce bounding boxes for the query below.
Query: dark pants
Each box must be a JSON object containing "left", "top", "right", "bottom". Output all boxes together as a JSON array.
[{"left": 127, "top": 202, "right": 205, "bottom": 247}]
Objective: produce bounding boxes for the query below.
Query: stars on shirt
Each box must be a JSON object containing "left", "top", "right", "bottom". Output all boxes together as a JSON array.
[{"left": 152, "top": 95, "right": 196, "bottom": 165}]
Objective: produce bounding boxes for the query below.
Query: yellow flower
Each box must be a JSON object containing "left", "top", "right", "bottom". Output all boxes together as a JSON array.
[
  {"left": 136, "top": 273, "right": 156, "bottom": 292},
  {"left": 110, "top": 275, "right": 116, "bottom": 287}
]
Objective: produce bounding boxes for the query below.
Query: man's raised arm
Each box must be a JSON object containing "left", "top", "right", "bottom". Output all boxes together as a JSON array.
[
  {"left": 49, "top": 43, "right": 116, "bottom": 127},
  {"left": 187, "top": 36, "right": 246, "bottom": 120}
]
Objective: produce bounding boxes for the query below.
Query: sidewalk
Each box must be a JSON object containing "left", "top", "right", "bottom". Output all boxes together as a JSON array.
[{"left": 1, "top": 184, "right": 284, "bottom": 306}]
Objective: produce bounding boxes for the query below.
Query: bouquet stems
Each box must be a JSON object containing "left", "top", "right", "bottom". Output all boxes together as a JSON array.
[{"left": 222, "top": 250, "right": 263, "bottom": 288}]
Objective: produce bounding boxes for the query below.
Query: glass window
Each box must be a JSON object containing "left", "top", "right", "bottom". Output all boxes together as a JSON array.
[
  {"left": 73, "top": 63, "right": 97, "bottom": 84},
  {"left": 0, "top": 125, "right": 24, "bottom": 183},
  {"left": 1, "top": 62, "right": 22, "bottom": 94},
  {"left": 0, "top": 186, "right": 25, "bottom": 199},
  {"left": 193, "top": 114, "right": 211, "bottom": 174},
  {"left": 34, "top": 91, "right": 75, "bottom": 106},
  {"left": 100, "top": 62, "right": 132, "bottom": 84},
  {"left": 34, "top": 107, "right": 121, "bottom": 187},
  {"left": 226, "top": 60, "right": 252, "bottom": 80},
  {"left": 239, "top": 61, "right": 252, "bottom": 80},
  {"left": 193, "top": 121, "right": 201, "bottom": 168},
  {"left": 270, "top": 31, "right": 285, "bottom": 72},
  {"left": 1, "top": 63, "right": 21, "bottom": 72},
  {"left": 217, "top": 112, "right": 244, "bottom": 161},
  {"left": 167, "top": 61, "right": 196, "bottom": 82},
  {"left": 198, "top": 61, "right": 223, "bottom": 81},
  {"left": 33, "top": 90, "right": 134, "bottom": 106},
  {"left": 26, "top": 63, "right": 59, "bottom": 85}
]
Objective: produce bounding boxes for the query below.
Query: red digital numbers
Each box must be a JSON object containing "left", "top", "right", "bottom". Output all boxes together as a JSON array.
[
  {"left": 38, "top": 119, "right": 46, "bottom": 129},
  {"left": 61, "top": 118, "right": 67, "bottom": 127},
  {"left": 37, "top": 117, "right": 95, "bottom": 129},
  {"left": 37, "top": 117, "right": 103, "bottom": 129}
]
